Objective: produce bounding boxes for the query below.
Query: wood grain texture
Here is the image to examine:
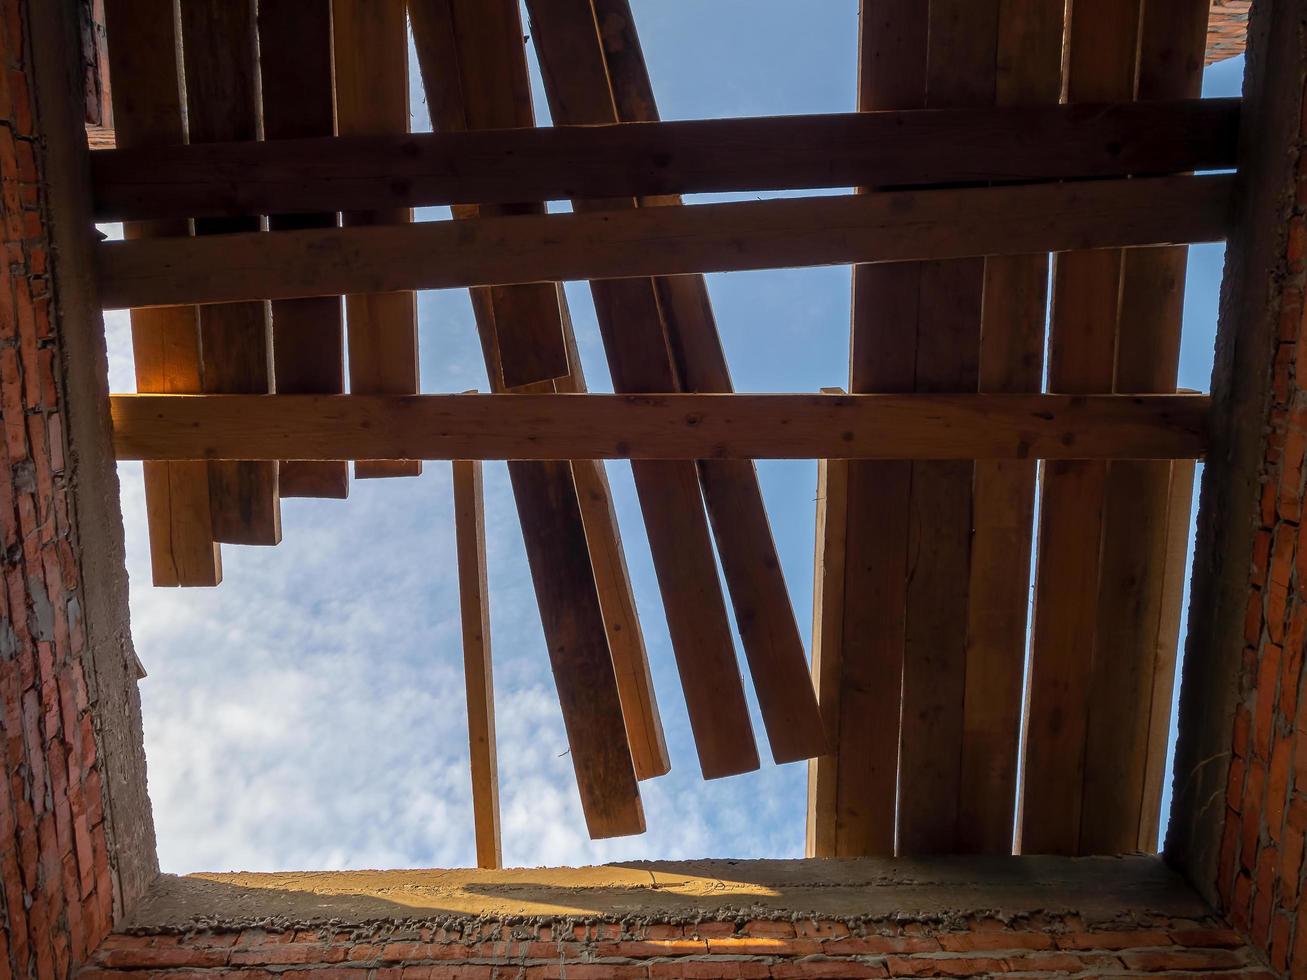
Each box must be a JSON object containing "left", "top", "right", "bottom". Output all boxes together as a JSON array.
[
  {"left": 452, "top": 459, "right": 502, "bottom": 868},
  {"left": 895, "top": 0, "right": 998, "bottom": 857},
  {"left": 103, "top": 0, "right": 220, "bottom": 586},
  {"left": 1080, "top": 0, "right": 1211, "bottom": 856},
  {"left": 258, "top": 0, "right": 348, "bottom": 499},
  {"left": 807, "top": 393, "right": 849, "bottom": 857},
  {"left": 1021, "top": 0, "right": 1142, "bottom": 856},
  {"left": 332, "top": 0, "right": 420, "bottom": 480},
  {"left": 88, "top": 99, "right": 1241, "bottom": 222},
  {"left": 525, "top": 0, "right": 758, "bottom": 780},
  {"left": 410, "top": 0, "right": 668, "bottom": 784},
  {"left": 96, "top": 174, "right": 1234, "bottom": 310},
  {"left": 530, "top": 0, "right": 824, "bottom": 766},
  {"left": 177, "top": 0, "right": 279, "bottom": 546},
  {"left": 109, "top": 394, "right": 1211, "bottom": 463},
  {"left": 956, "top": 0, "right": 1063, "bottom": 855}
]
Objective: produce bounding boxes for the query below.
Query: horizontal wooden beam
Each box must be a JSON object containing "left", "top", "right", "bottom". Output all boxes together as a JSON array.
[
  {"left": 97, "top": 174, "right": 1233, "bottom": 310},
  {"left": 88, "top": 98, "right": 1239, "bottom": 221},
  {"left": 110, "top": 393, "right": 1209, "bottom": 462}
]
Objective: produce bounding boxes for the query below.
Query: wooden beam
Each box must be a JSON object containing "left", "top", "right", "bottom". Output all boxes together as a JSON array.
[
  {"left": 258, "top": 0, "right": 348, "bottom": 500},
  {"left": 177, "top": 0, "right": 279, "bottom": 546},
  {"left": 956, "top": 0, "right": 1063, "bottom": 855},
  {"left": 807, "top": 390, "right": 850, "bottom": 858},
  {"left": 529, "top": 0, "right": 825, "bottom": 767},
  {"left": 109, "top": 393, "right": 1210, "bottom": 462},
  {"left": 895, "top": 0, "right": 999, "bottom": 858},
  {"left": 1020, "top": 0, "right": 1142, "bottom": 856},
  {"left": 96, "top": 174, "right": 1234, "bottom": 311},
  {"left": 332, "top": 0, "right": 421, "bottom": 480},
  {"left": 86, "top": 98, "right": 1241, "bottom": 222},
  {"left": 409, "top": 0, "right": 668, "bottom": 784},
  {"left": 1080, "top": 0, "right": 1211, "bottom": 857},
  {"left": 452, "top": 459, "right": 502, "bottom": 868},
  {"left": 102, "top": 0, "right": 220, "bottom": 587}
]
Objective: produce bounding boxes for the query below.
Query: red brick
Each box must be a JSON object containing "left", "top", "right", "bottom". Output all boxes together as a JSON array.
[
  {"left": 1054, "top": 929, "right": 1170, "bottom": 951},
  {"left": 938, "top": 931, "right": 1054, "bottom": 952},
  {"left": 768, "top": 964, "right": 887, "bottom": 979},
  {"left": 824, "top": 936, "right": 941, "bottom": 956},
  {"left": 1268, "top": 731, "right": 1294, "bottom": 841},
  {"left": 1119, "top": 946, "right": 1247, "bottom": 971}
]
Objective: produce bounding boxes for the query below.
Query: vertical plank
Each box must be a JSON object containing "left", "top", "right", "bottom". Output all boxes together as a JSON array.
[
  {"left": 581, "top": 2, "right": 824, "bottom": 764},
  {"left": 834, "top": 0, "right": 926, "bottom": 857},
  {"left": 258, "top": 0, "right": 348, "bottom": 500},
  {"left": 807, "top": 390, "right": 849, "bottom": 858},
  {"left": 102, "top": 0, "right": 220, "bottom": 587},
  {"left": 177, "top": 0, "right": 279, "bottom": 546},
  {"left": 333, "top": 0, "right": 421, "bottom": 480},
  {"left": 956, "top": 0, "right": 1062, "bottom": 855},
  {"left": 1080, "top": 0, "right": 1210, "bottom": 855},
  {"left": 452, "top": 459, "right": 502, "bottom": 869},
  {"left": 1020, "top": 0, "right": 1143, "bottom": 856},
  {"left": 525, "top": 0, "right": 761, "bottom": 779},
  {"left": 409, "top": 0, "right": 646, "bottom": 834},
  {"left": 411, "top": 0, "right": 667, "bottom": 785}
]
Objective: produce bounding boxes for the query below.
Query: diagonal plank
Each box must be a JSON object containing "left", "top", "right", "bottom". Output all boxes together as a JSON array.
[
  {"left": 532, "top": 0, "right": 826, "bottom": 765},
  {"left": 1080, "top": 0, "right": 1212, "bottom": 856},
  {"left": 95, "top": 175, "right": 1233, "bottom": 311},
  {"left": 88, "top": 98, "right": 1241, "bottom": 223},
  {"left": 895, "top": 0, "right": 999, "bottom": 857},
  {"left": 332, "top": 0, "right": 421, "bottom": 480},
  {"left": 834, "top": 0, "right": 928, "bottom": 858},
  {"left": 452, "top": 458, "right": 502, "bottom": 868},
  {"left": 411, "top": 0, "right": 667, "bottom": 784},
  {"left": 956, "top": 0, "right": 1064, "bottom": 855},
  {"left": 177, "top": 0, "right": 279, "bottom": 546},
  {"left": 408, "top": 0, "right": 648, "bottom": 828},
  {"left": 102, "top": 0, "right": 220, "bottom": 587},
  {"left": 525, "top": 0, "right": 760, "bottom": 779},
  {"left": 258, "top": 0, "right": 348, "bottom": 500},
  {"left": 1021, "top": 0, "right": 1143, "bottom": 856}
]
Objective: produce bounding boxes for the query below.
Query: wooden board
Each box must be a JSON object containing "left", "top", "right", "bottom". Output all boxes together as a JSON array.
[
  {"left": 177, "top": 0, "right": 279, "bottom": 546},
  {"left": 895, "top": 0, "right": 998, "bottom": 857},
  {"left": 528, "top": 0, "right": 824, "bottom": 766},
  {"left": 102, "top": 0, "right": 220, "bottom": 586},
  {"left": 332, "top": 0, "right": 420, "bottom": 480},
  {"left": 1020, "top": 0, "right": 1144, "bottom": 858},
  {"left": 1080, "top": 0, "right": 1211, "bottom": 856},
  {"left": 258, "top": 0, "right": 348, "bottom": 499},
  {"left": 96, "top": 174, "right": 1235, "bottom": 311},
  {"left": 956, "top": 0, "right": 1064, "bottom": 855},
  {"left": 88, "top": 99, "right": 1240, "bottom": 221},
  {"left": 806, "top": 389, "right": 850, "bottom": 857},
  {"left": 452, "top": 459, "right": 502, "bottom": 868}
]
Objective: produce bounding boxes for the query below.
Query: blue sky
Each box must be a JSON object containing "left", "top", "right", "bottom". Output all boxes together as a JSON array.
[{"left": 103, "top": 4, "right": 1244, "bottom": 872}]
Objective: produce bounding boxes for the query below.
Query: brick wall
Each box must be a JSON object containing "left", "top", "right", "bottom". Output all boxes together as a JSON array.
[
  {"left": 81, "top": 914, "right": 1270, "bottom": 980},
  {"left": 1, "top": 0, "right": 116, "bottom": 977},
  {"left": 1209, "top": 1, "right": 1253, "bottom": 64}
]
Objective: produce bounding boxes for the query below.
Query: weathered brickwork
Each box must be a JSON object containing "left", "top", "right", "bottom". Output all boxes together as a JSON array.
[
  {"left": 1208, "top": 1, "right": 1253, "bottom": 64},
  {"left": 1, "top": 0, "right": 115, "bottom": 977},
  {"left": 81, "top": 915, "right": 1270, "bottom": 980}
]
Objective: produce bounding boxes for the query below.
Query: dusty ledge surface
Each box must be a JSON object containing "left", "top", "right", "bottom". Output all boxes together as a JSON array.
[{"left": 128, "top": 855, "right": 1211, "bottom": 930}]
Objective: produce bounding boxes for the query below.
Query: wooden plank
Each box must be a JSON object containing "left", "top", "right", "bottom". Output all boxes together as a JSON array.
[
  {"left": 87, "top": 99, "right": 1241, "bottom": 221},
  {"left": 956, "top": 0, "right": 1063, "bottom": 855},
  {"left": 1080, "top": 0, "right": 1211, "bottom": 856},
  {"left": 96, "top": 173, "right": 1234, "bottom": 311},
  {"left": 1020, "top": 0, "right": 1143, "bottom": 856},
  {"left": 807, "top": 390, "right": 850, "bottom": 858},
  {"left": 530, "top": 0, "right": 825, "bottom": 766},
  {"left": 332, "top": 0, "right": 420, "bottom": 480},
  {"left": 524, "top": 0, "right": 758, "bottom": 780},
  {"left": 258, "top": 0, "right": 348, "bottom": 499},
  {"left": 416, "top": 0, "right": 568, "bottom": 389},
  {"left": 102, "top": 0, "right": 220, "bottom": 586},
  {"left": 452, "top": 459, "right": 502, "bottom": 868},
  {"left": 177, "top": 0, "right": 279, "bottom": 546},
  {"left": 895, "top": 0, "right": 999, "bottom": 857},
  {"left": 833, "top": 0, "right": 927, "bottom": 859}
]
